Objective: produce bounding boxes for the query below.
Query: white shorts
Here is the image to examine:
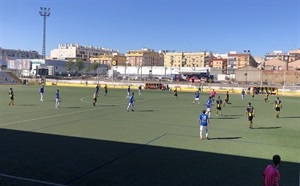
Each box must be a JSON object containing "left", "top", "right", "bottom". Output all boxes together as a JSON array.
[
  {"left": 200, "top": 125, "right": 208, "bottom": 131},
  {"left": 206, "top": 108, "right": 211, "bottom": 112},
  {"left": 195, "top": 98, "right": 199, "bottom": 101},
  {"left": 128, "top": 103, "right": 134, "bottom": 107}
]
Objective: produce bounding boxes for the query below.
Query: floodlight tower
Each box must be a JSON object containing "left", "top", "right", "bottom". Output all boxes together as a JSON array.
[{"left": 39, "top": 7, "right": 50, "bottom": 59}]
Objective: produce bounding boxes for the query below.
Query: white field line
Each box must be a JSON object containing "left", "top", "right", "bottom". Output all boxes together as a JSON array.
[{"left": 0, "top": 173, "right": 67, "bottom": 186}]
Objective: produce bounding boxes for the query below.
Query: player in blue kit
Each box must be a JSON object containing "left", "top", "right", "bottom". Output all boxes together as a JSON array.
[
  {"left": 241, "top": 89, "right": 245, "bottom": 100},
  {"left": 40, "top": 85, "right": 44, "bottom": 101},
  {"left": 206, "top": 96, "right": 213, "bottom": 118},
  {"left": 95, "top": 84, "right": 100, "bottom": 95},
  {"left": 198, "top": 110, "right": 210, "bottom": 140},
  {"left": 55, "top": 89, "right": 60, "bottom": 108},
  {"left": 192, "top": 89, "right": 200, "bottom": 104},
  {"left": 126, "top": 92, "right": 135, "bottom": 111}
]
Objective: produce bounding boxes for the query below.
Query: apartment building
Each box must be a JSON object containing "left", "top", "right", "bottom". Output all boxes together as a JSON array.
[
  {"left": 227, "top": 51, "right": 257, "bottom": 74},
  {"left": 264, "top": 50, "right": 289, "bottom": 62},
  {"left": 50, "top": 43, "right": 119, "bottom": 62},
  {"left": 164, "top": 51, "right": 211, "bottom": 68},
  {"left": 0, "top": 47, "right": 39, "bottom": 59},
  {"left": 125, "top": 48, "right": 163, "bottom": 66},
  {"left": 90, "top": 53, "right": 126, "bottom": 67},
  {"left": 208, "top": 57, "right": 228, "bottom": 74},
  {"left": 288, "top": 48, "right": 300, "bottom": 62}
]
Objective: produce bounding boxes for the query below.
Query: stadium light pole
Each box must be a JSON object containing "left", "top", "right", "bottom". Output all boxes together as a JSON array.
[{"left": 39, "top": 7, "right": 50, "bottom": 60}]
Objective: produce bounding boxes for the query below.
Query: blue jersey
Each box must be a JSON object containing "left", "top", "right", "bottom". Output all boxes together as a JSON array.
[
  {"left": 56, "top": 92, "right": 60, "bottom": 99},
  {"left": 242, "top": 90, "right": 245, "bottom": 95},
  {"left": 199, "top": 114, "right": 209, "bottom": 126},
  {"left": 195, "top": 92, "right": 200, "bottom": 98},
  {"left": 127, "top": 87, "right": 131, "bottom": 93},
  {"left": 129, "top": 95, "right": 134, "bottom": 103},
  {"left": 206, "top": 99, "right": 212, "bottom": 108},
  {"left": 40, "top": 87, "right": 44, "bottom": 93},
  {"left": 96, "top": 86, "right": 99, "bottom": 94}
]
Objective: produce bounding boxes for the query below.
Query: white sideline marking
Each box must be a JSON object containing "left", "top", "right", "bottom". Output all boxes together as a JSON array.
[
  {"left": 0, "top": 173, "right": 67, "bottom": 186},
  {"left": 0, "top": 107, "right": 98, "bottom": 127}
]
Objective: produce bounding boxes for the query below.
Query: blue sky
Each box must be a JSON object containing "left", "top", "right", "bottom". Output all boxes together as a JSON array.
[{"left": 0, "top": 0, "right": 299, "bottom": 57}]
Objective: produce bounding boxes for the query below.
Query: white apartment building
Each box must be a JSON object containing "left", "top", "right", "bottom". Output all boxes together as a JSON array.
[
  {"left": 0, "top": 47, "right": 40, "bottom": 59},
  {"left": 50, "top": 43, "right": 119, "bottom": 62}
]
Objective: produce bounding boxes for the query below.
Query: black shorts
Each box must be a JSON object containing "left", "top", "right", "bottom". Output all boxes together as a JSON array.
[
  {"left": 217, "top": 107, "right": 221, "bottom": 110},
  {"left": 248, "top": 116, "right": 253, "bottom": 121},
  {"left": 225, "top": 99, "right": 229, "bottom": 102},
  {"left": 275, "top": 107, "right": 280, "bottom": 111},
  {"left": 174, "top": 94, "right": 178, "bottom": 97}
]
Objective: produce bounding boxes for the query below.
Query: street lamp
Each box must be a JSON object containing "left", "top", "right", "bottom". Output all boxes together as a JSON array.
[
  {"left": 244, "top": 50, "right": 250, "bottom": 84},
  {"left": 39, "top": 7, "right": 51, "bottom": 59}
]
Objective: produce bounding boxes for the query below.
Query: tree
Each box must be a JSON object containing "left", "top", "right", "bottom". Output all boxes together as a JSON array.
[
  {"left": 84, "top": 66, "right": 91, "bottom": 74},
  {"left": 67, "top": 59, "right": 74, "bottom": 72},
  {"left": 91, "top": 62, "right": 99, "bottom": 73},
  {"left": 75, "top": 58, "right": 84, "bottom": 72}
]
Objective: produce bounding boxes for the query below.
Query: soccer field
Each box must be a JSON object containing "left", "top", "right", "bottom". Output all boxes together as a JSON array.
[{"left": 0, "top": 85, "right": 299, "bottom": 186}]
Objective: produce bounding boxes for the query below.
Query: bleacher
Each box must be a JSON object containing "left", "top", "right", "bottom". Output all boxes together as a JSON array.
[{"left": 0, "top": 71, "right": 22, "bottom": 85}]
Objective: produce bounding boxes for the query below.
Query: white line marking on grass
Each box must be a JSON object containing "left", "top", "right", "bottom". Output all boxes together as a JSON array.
[
  {"left": 80, "top": 96, "right": 93, "bottom": 103},
  {"left": 0, "top": 107, "right": 100, "bottom": 127},
  {"left": 0, "top": 173, "right": 67, "bottom": 186}
]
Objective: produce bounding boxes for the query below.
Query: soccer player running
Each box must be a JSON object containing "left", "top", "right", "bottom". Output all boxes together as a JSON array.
[
  {"left": 93, "top": 91, "right": 98, "bottom": 106},
  {"left": 245, "top": 102, "right": 255, "bottom": 129},
  {"left": 215, "top": 96, "right": 223, "bottom": 116},
  {"left": 251, "top": 88, "right": 255, "bottom": 100},
  {"left": 126, "top": 86, "right": 131, "bottom": 99},
  {"left": 95, "top": 84, "right": 100, "bottom": 95},
  {"left": 210, "top": 89, "right": 216, "bottom": 102},
  {"left": 274, "top": 97, "right": 282, "bottom": 118},
  {"left": 198, "top": 110, "right": 210, "bottom": 140},
  {"left": 262, "top": 154, "right": 281, "bottom": 186},
  {"left": 241, "top": 89, "right": 245, "bottom": 100},
  {"left": 127, "top": 92, "right": 135, "bottom": 111},
  {"left": 8, "top": 88, "right": 15, "bottom": 106},
  {"left": 173, "top": 88, "right": 178, "bottom": 99},
  {"left": 104, "top": 84, "right": 108, "bottom": 96},
  {"left": 206, "top": 96, "right": 213, "bottom": 118},
  {"left": 55, "top": 89, "right": 60, "bottom": 108},
  {"left": 264, "top": 92, "right": 269, "bottom": 104},
  {"left": 138, "top": 85, "right": 142, "bottom": 95},
  {"left": 223, "top": 91, "right": 231, "bottom": 107},
  {"left": 40, "top": 85, "right": 44, "bottom": 101},
  {"left": 193, "top": 89, "right": 200, "bottom": 104}
]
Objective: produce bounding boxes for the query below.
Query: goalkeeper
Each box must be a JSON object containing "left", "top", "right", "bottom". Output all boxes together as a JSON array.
[{"left": 245, "top": 102, "right": 255, "bottom": 129}]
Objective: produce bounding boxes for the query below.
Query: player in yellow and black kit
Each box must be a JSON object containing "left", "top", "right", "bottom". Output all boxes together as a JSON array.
[
  {"left": 104, "top": 84, "right": 108, "bottom": 96},
  {"left": 274, "top": 97, "right": 282, "bottom": 118},
  {"left": 93, "top": 91, "right": 98, "bottom": 106},
  {"left": 223, "top": 91, "right": 231, "bottom": 107},
  {"left": 251, "top": 88, "right": 255, "bottom": 100},
  {"left": 245, "top": 102, "right": 255, "bottom": 129},
  {"left": 173, "top": 88, "right": 178, "bottom": 99},
  {"left": 8, "top": 88, "right": 15, "bottom": 106},
  {"left": 264, "top": 92, "right": 269, "bottom": 104},
  {"left": 215, "top": 96, "right": 223, "bottom": 116}
]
